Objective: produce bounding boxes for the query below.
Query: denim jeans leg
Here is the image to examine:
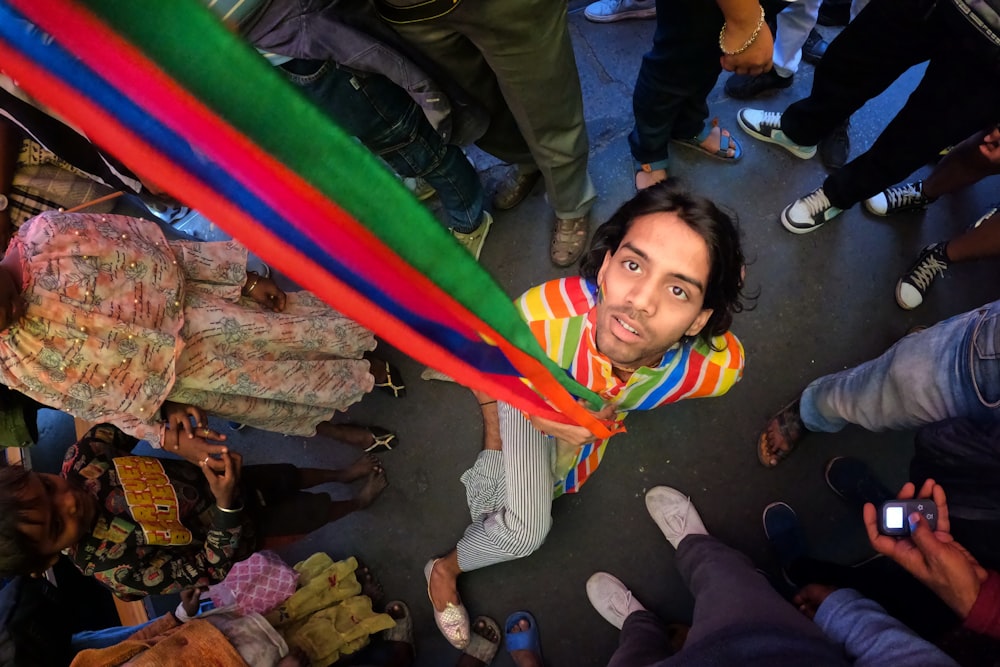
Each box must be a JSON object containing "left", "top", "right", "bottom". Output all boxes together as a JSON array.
[
  {"left": 629, "top": 0, "right": 723, "bottom": 170},
  {"left": 800, "top": 303, "right": 1000, "bottom": 433},
  {"left": 287, "top": 64, "right": 483, "bottom": 232}
]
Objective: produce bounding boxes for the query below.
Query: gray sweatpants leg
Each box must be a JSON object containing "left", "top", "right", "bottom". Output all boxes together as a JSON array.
[
  {"left": 678, "top": 534, "right": 830, "bottom": 646},
  {"left": 456, "top": 401, "right": 555, "bottom": 571}
]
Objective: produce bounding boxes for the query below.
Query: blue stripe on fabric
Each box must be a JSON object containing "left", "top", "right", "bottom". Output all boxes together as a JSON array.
[
  {"left": 631, "top": 345, "right": 691, "bottom": 411},
  {"left": 0, "top": 4, "right": 521, "bottom": 377}
]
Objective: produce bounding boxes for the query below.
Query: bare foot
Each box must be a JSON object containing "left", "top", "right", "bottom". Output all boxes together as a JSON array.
[
  {"left": 427, "top": 553, "right": 462, "bottom": 612},
  {"left": 508, "top": 618, "right": 543, "bottom": 667},
  {"left": 793, "top": 583, "right": 838, "bottom": 620},
  {"left": 355, "top": 467, "right": 388, "bottom": 508},
  {"left": 635, "top": 168, "right": 667, "bottom": 190},
  {"left": 367, "top": 354, "right": 389, "bottom": 385},
  {"left": 384, "top": 601, "right": 415, "bottom": 666},
  {"left": 342, "top": 453, "right": 381, "bottom": 483},
  {"left": 457, "top": 617, "right": 501, "bottom": 667},
  {"left": 699, "top": 124, "right": 736, "bottom": 158},
  {"left": 356, "top": 560, "right": 383, "bottom": 602}
]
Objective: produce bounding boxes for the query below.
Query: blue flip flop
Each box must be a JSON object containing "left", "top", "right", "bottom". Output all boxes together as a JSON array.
[{"left": 505, "top": 611, "right": 543, "bottom": 658}]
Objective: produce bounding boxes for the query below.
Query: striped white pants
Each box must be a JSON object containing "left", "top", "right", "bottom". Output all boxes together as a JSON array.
[{"left": 456, "top": 401, "right": 556, "bottom": 572}]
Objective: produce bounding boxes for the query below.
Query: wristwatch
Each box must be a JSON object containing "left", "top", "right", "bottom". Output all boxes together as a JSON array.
[{"left": 0, "top": 194, "right": 8, "bottom": 212}]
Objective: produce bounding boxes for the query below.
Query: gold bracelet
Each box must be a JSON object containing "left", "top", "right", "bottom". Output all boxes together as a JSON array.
[
  {"left": 243, "top": 271, "right": 260, "bottom": 296},
  {"left": 719, "top": 5, "right": 766, "bottom": 56}
]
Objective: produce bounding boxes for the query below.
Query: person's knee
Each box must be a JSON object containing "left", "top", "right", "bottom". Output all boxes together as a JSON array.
[{"left": 504, "top": 513, "right": 553, "bottom": 558}]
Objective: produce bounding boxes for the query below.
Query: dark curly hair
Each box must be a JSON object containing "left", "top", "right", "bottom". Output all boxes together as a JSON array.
[
  {"left": 580, "top": 180, "right": 749, "bottom": 348},
  {"left": 0, "top": 465, "right": 53, "bottom": 576}
]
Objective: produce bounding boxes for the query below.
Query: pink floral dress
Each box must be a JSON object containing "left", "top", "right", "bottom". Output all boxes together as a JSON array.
[{"left": 0, "top": 211, "right": 375, "bottom": 445}]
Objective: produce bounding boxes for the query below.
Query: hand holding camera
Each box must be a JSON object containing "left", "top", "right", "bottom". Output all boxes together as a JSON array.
[{"left": 863, "top": 478, "right": 987, "bottom": 618}]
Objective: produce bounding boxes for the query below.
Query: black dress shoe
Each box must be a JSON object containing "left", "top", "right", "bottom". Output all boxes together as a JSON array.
[
  {"left": 802, "top": 28, "right": 829, "bottom": 65},
  {"left": 724, "top": 68, "right": 793, "bottom": 100},
  {"left": 819, "top": 119, "right": 851, "bottom": 170}
]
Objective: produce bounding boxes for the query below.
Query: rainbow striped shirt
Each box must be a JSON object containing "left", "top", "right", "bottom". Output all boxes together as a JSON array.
[{"left": 515, "top": 277, "right": 745, "bottom": 496}]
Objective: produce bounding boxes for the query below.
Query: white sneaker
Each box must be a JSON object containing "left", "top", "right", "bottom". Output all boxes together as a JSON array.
[
  {"left": 645, "top": 486, "right": 708, "bottom": 549},
  {"left": 584, "top": 0, "right": 656, "bottom": 22},
  {"left": 736, "top": 108, "right": 817, "bottom": 160},
  {"left": 586, "top": 572, "right": 647, "bottom": 629},
  {"left": 780, "top": 187, "right": 843, "bottom": 234},
  {"left": 864, "top": 181, "right": 932, "bottom": 217}
]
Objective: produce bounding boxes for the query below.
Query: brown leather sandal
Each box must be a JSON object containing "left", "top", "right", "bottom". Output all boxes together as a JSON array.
[
  {"left": 550, "top": 215, "right": 588, "bottom": 267},
  {"left": 757, "top": 398, "right": 806, "bottom": 468}
]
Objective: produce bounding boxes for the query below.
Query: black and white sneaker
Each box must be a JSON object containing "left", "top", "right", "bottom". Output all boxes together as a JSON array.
[
  {"left": 780, "top": 187, "right": 843, "bottom": 233},
  {"left": 896, "top": 242, "right": 948, "bottom": 310},
  {"left": 737, "top": 108, "right": 817, "bottom": 159},
  {"left": 864, "top": 181, "right": 934, "bottom": 216}
]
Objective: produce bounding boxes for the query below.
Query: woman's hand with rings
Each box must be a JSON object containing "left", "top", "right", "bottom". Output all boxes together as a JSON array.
[
  {"left": 162, "top": 401, "right": 210, "bottom": 439},
  {"left": 163, "top": 424, "right": 229, "bottom": 472}
]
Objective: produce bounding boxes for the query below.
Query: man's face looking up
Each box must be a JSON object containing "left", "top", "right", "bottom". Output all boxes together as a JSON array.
[{"left": 595, "top": 212, "right": 714, "bottom": 370}]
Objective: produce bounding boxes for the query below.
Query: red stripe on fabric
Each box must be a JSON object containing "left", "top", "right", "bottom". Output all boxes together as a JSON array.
[
  {"left": 563, "top": 277, "right": 591, "bottom": 312},
  {"left": 664, "top": 352, "right": 703, "bottom": 403},
  {"left": 0, "top": 37, "right": 577, "bottom": 423},
  {"left": 13, "top": 1, "right": 603, "bottom": 420},
  {"left": 10, "top": 0, "right": 488, "bottom": 340},
  {"left": 3, "top": 6, "right": 611, "bottom": 432}
]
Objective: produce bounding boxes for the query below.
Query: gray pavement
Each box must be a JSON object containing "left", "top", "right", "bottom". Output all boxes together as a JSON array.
[{"left": 34, "top": 10, "right": 1000, "bottom": 666}]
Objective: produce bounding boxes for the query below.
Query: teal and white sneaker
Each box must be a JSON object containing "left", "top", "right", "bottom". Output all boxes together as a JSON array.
[
  {"left": 780, "top": 187, "right": 843, "bottom": 234},
  {"left": 737, "top": 108, "right": 817, "bottom": 160}
]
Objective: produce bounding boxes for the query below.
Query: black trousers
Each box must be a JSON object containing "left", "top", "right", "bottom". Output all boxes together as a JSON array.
[{"left": 781, "top": 0, "right": 1000, "bottom": 209}]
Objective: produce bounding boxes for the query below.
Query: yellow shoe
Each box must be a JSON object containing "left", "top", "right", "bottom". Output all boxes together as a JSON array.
[{"left": 452, "top": 211, "right": 493, "bottom": 261}]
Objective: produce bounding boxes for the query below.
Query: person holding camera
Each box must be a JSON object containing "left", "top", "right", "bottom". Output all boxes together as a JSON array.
[{"left": 584, "top": 485, "right": 958, "bottom": 666}]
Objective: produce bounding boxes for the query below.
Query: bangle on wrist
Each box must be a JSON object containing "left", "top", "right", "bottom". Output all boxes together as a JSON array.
[
  {"left": 719, "top": 5, "right": 766, "bottom": 56},
  {"left": 216, "top": 503, "right": 244, "bottom": 514},
  {"left": 479, "top": 400, "right": 497, "bottom": 406},
  {"left": 243, "top": 271, "right": 260, "bottom": 296}
]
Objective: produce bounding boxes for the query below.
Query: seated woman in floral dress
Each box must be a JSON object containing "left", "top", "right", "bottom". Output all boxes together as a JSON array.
[{"left": 0, "top": 210, "right": 402, "bottom": 465}]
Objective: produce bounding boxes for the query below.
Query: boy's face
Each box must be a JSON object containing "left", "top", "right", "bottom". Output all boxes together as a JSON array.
[
  {"left": 17, "top": 473, "right": 97, "bottom": 567},
  {"left": 595, "top": 212, "right": 713, "bottom": 369}
]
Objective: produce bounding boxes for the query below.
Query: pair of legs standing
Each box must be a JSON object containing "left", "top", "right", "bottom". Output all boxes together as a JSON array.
[
  {"left": 756, "top": 0, "right": 1000, "bottom": 211},
  {"left": 389, "top": 0, "right": 597, "bottom": 266},
  {"left": 630, "top": 0, "right": 740, "bottom": 190}
]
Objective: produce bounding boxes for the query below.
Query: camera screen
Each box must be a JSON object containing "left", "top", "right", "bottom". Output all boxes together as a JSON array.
[{"left": 885, "top": 506, "right": 904, "bottom": 529}]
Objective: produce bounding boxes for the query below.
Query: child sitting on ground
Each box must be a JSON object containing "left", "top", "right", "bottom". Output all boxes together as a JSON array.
[{"left": 0, "top": 423, "right": 387, "bottom": 599}]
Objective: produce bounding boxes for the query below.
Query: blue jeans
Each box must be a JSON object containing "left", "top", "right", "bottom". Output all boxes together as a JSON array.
[
  {"left": 283, "top": 61, "right": 484, "bottom": 233},
  {"left": 629, "top": 0, "right": 724, "bottom": 171},
  {"left": 801, "top": 300, "right": 1000, "bottom": 432}
]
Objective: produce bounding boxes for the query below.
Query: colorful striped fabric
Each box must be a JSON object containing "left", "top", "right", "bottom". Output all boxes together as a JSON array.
[
  {"left": 0, "top": 0, "right": 616, "bottom": 438},
  {"left": 516, "top": 277, "right": 745, "bottom": 495}
]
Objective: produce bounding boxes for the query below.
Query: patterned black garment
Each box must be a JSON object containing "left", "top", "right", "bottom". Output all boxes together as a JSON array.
[{"left": 62, "top": 424, "right": 253, "bottom": 601}]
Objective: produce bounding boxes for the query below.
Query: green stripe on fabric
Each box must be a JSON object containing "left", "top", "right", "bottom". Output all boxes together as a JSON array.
[{"left": 81, "top": 0, "right": 601, "bottom": 407}]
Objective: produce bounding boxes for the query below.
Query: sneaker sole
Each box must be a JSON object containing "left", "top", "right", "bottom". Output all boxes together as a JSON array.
[
  {"left": 584, "top": 8, "right": 656, "bottom": 22},
  {"left": 779, "top": 204, "right": 839, "bottom": 234},
  {"left": 736, "top": 113, "right": 817, "bottom": 160}
]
